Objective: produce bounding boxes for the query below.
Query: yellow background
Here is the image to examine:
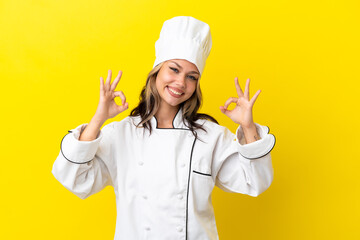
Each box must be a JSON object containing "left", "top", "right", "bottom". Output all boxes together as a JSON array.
[{"left": 1, "top": 0, "right": 359, "bottom": 239}]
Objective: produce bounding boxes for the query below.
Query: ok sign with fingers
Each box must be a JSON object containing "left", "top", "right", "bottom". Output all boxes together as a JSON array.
[
  {"left": 94, "top": 70, "right": 129, "bottom": 123},
  {"left": 220, "top": 77, "right": 261, "bottom": 129}
]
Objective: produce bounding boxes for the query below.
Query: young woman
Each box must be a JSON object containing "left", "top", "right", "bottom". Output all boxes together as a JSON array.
[{"left": 52, "top": 16, "right": 276, "bottom": 240}]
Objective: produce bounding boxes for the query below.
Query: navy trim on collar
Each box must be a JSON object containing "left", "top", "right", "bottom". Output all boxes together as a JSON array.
[{"left": 152, "top": 107, "right": 189, "bottom": 130}]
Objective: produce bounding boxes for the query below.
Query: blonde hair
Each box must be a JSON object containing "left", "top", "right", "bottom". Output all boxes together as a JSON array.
[{"left": 130, "top": 61, "right": 218, "bottom": 137}]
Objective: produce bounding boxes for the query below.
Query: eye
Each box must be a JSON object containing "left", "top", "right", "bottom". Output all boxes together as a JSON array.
[
  {"left": 170, "top": 67, "right": 179, "bottom": 73},
  {"left": 170, "top": 67, "right": 198, "bottom": 80}
]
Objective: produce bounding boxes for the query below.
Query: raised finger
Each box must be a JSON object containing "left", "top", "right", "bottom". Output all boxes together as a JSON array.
[
  {"left": 105, "top": 69, "right": 112, "bottom": 91},
  {"left": 100, "top": 76, "right": 104, "bottom": 92},
  {"left": 244, "top": 78, "right": 250, "bottom": 100},
  {"left": 235, "top": 77, "right": 244, "bottom": 97},
  {"left": 110, "top": 70, "right": 123, "bottom": 91},
  {"left": 223, "top": 97, "right": 238, "bottom": 110},
  {"left": 250, "top": 89, "right": 261, "bottom": 106}
]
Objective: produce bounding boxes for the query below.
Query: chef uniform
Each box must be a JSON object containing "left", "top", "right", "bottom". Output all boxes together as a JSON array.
[{"left": 52, "top": 16, "right": 276, "bottom": 240}]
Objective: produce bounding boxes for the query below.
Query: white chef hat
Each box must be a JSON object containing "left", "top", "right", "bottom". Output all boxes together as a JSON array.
[{"left": 153, "top": 16, "right": 212, "bottom": 76}]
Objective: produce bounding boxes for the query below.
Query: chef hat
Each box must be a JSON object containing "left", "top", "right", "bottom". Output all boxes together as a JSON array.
[{"left": 153, "top": 16, "right": 212, "bottom": 76}]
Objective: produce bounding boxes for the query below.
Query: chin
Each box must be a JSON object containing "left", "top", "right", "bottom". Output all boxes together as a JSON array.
[
  {"left": 166, "top": 100, "right": 183, "bottom": 107},
  {"left": 164, "top": 96, "right": 189, "bottom": 107}
]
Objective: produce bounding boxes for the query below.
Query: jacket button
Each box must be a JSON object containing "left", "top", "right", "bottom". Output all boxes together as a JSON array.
[
  {"left": 145, "top": 226, "right": 151, "bottom": 231},
  {"left": 176, "top": 226, "right": 183, "bottom": 232},
  {"left": 138, "top": 161, "right": 144, "bottom": 166},
  {"left": 177, "top": 194, "right": 183, "bottom": 200},
  {"left": 143, "top": 195, "right": 148, "bottom": 200},
  {"left": 181, "top": 163, "right": 186, "bottom": 168}
]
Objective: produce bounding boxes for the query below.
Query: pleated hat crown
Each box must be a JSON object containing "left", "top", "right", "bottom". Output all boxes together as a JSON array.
[{"left": 153, "top": 16, "right": 212, "bottom": 76}]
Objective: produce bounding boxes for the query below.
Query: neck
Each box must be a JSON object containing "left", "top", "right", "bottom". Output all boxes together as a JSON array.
[{"left": 155, "top": 102, "right": 180, "bottom": 128}]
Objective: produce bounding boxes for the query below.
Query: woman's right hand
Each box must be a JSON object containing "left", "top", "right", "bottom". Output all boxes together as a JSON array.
[{"left": 93, "top": 70, "right": 128, "bottom": 123}]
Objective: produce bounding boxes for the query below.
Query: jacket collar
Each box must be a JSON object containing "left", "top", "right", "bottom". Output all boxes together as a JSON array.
[{"left": 150, "top": 107, "right": 188, "bottom": 129}]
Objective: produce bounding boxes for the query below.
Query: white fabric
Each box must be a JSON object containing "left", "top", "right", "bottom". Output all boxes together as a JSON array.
[
  {"left": 153, "top": 16, "right": 212, "bottom": 76},
  {"left": 52, "top": 108, "right": 276, "bottom": 240}
]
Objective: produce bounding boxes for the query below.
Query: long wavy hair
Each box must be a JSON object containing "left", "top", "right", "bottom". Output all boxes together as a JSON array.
[{"left": 130, "top": 61, "right": 218, "bottom": 139}]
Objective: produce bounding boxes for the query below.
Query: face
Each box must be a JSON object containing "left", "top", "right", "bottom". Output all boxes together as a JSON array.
[{"left": 155, "top": 59, "right": 200, "bottom": 109}]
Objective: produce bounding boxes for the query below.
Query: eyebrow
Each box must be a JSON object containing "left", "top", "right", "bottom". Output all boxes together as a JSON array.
[{"left": 169, "top": 61, "right": 200, "bottom": 75}]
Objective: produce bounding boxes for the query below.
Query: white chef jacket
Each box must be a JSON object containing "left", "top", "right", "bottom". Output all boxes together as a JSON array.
[{"left": 52, "top": 108, "right": 276, "bottom": 240}]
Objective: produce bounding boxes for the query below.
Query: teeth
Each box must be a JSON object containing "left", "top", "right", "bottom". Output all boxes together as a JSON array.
[{"left": 168, "top": 87, "right": 182, "bottom": 95}]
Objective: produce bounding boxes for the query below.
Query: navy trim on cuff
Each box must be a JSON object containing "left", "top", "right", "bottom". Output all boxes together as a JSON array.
[
  {"left": 60, "top": 131, "right": 93, "bottom": 164},
  {"left": 238, "top": 132, "right": 276, "bottom": 160}
]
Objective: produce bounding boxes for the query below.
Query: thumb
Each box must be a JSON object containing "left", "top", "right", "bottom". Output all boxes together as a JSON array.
[
  {"left": 117, "top": 102, "right": 129, "bottom": 112},
  {"left": 220, "top": 106, "right": 230, "bottom": 117}
]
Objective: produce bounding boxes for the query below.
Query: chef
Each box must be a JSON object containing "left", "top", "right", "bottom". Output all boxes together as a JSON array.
[{"left": 52, "top": 16, "right": 276, "bottom": 240}]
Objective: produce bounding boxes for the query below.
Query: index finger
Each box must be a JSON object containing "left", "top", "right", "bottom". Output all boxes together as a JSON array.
[{"left": 110, "top": 70, "right": 123, "bottom": 91}]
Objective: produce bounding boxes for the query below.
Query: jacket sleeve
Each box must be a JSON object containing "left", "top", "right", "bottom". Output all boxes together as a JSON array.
[
  {"left": 51, "top": 122, "right": 117, "bottom": 199},
  {"left": 214, "top": 123, "right": 276, "bottom": 197}
]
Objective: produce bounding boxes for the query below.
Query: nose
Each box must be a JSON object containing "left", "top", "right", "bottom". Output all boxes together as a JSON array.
[{"left": 175, "top": 74, "right": 186, "bottom": 89}]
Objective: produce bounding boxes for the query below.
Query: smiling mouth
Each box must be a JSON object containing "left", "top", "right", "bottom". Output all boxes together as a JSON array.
[{"left": 167, "top": 86, "right": 184, "bottom": 96}]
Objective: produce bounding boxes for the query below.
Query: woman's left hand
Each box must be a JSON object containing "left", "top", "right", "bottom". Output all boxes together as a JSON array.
[{"left": 220, "top": 77, "right": 261, "bottom": 128}]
